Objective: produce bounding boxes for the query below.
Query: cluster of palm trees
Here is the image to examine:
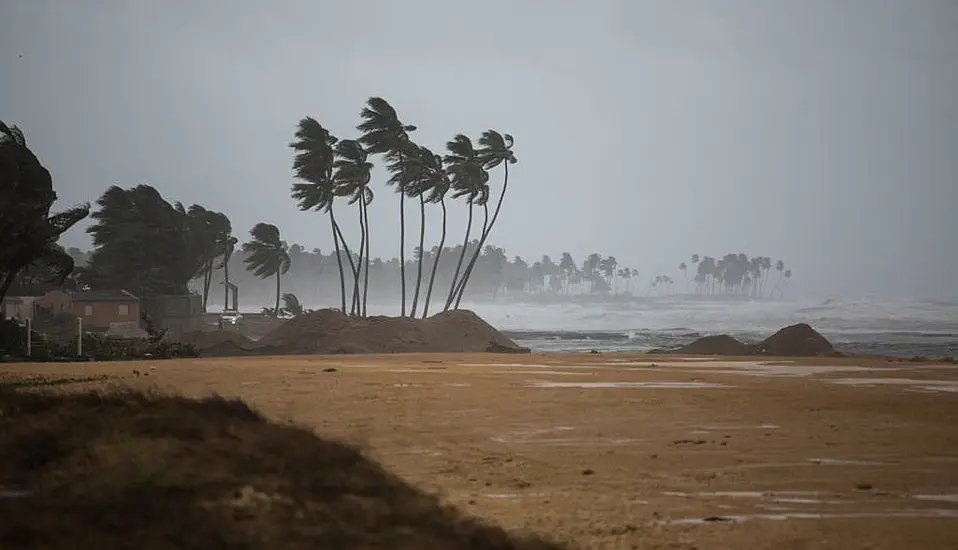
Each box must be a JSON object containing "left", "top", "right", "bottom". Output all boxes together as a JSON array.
[
  {"left": 682, "top": 253, "right": 792, "bottom": 298},
  {"left": 289, "top": 97, "right": 516, "bottom": 319}
]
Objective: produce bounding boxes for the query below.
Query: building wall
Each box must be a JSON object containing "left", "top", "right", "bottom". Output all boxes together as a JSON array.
[
  {"left": 33, "top": 289, "right": 73, "bottom": 315},
  {"left": 73, "top": 300, "right": 141, "bottom": 330}
]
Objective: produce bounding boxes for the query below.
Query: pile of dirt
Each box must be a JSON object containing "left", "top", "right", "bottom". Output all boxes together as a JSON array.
[
  {"left": 756, "top": 323, "right": 835, "bottom": 356},
  {"left": 253, "top": 309, "right": 529, "bottom": 355},
  {"left": 0, "top": 388, "right": 564, "bottom": 550},
  {"left": 175, "top": 330, "right": 256, "bottom": 357},
  {"left": 677, "top": 334, "right": 750, "bottom": 356}
]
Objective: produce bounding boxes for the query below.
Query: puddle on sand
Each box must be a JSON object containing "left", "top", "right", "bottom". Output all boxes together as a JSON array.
[
  {"left": 458, "top": 363, "right": 553, "bottom": 368},
  {"left": 529, "top": 380, "right": 728, "bottom": 389},
  {"left": 913, "top": 494, "right": 958, "bottom": 504},
  {"left": 697, "top": 424, "right": 781, "bottom": 430},
  {"left": 829, "top": 378, "right": 958, "bottom": 392},
  {"left": 808, "top": 457, "right": 888, "bottom": 466},
  {"left": 689, "top": 362, "right": 878, "bottom": 377},
  {"left": 662, "top": 509, "right": 958, "bottom": 525},
  {"left": 491, "top": 370, "right": 593, "bottom": 376}
]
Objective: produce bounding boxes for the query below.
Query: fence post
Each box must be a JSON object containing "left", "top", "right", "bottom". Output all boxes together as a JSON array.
[
  {"left": 26, "top": 318, "right": 31, "bottom": 357},
  {"left": 77, "top": 317, "right": 83, "bottom": 357}
]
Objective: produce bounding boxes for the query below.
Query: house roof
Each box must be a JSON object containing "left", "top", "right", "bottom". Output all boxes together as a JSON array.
[{"left": 71, "top": 289, "right": 139, "bottom": 302}]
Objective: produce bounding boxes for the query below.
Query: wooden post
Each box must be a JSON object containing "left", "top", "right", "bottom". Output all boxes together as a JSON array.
[{"left": 25, "top": 318, "right": 31, "bottom": 357}]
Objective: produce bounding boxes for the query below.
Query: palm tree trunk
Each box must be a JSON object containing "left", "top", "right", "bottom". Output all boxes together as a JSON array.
[
  {"left": 454, "top": 163, "right": 509, "bottom": 308},
  {"left": 398, "top": 190, "right": 407, "bottom": 317},
  {"left": 329, "top": 211, "right": 347, "bottom": 313},
  {"left": 410, "top": 194, "right": 427, "bottom": 317},
  {"left": 353, "top": 201, "right": 366, "bottom": 317},
  {"left": 332, "top": 217, "right": 360, "bottom": 309},
  {"left": 274, "top": 271, "right": 281, "bottom": 317},
  {"left": 444, "top": 202, "right": 473, "bottom": 311},
  {"left": 452, "top": 202, "right": 489, "bottom": 309},
  {"left": 223, "top": 256, "right": 230, "bottom": 311},
  {"left": 361, "top": 194, "right": 371, "bottom": 318},
  {"left": 421, "top": 198, "right": 446, "bottom": 319}
]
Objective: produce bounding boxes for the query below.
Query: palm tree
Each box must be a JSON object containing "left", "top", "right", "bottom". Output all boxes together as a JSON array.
[
  {"left": 402, "top": 145, "right": 451, "bottom": 318},
  {"left": 452, "top": 130, "right": 516, "bottom": 309},
  {"left": 679, "top": 262, "right": 688, "bottom": 291},
  {"left": 290, "top": 117, "right": 357, "bottom": 314},
  {"left": 218, "top": 234, "right": 238, "bottom": 311},
  {"left": 333, "top": 139, "right": 374, "bottom": 317},
  {"left": 442, "top": 134, "right": 489, "bottom": 310},
  {"left": 242, "top": 223, "right": 291, "bottom": 318},
  {"left": 357, "top": 97, "right": 416, "bottom": 316}
]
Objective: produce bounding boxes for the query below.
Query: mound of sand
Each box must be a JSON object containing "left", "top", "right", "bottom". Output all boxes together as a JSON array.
[
  {"left": 253, "top": 309, "right": 529, "bottom": 355},
  {"left": 0, "top": 389, "right": 562, "bottom": 550},
  {"left": 756, "top": 323, "right": 835, "bottom": 357},
  {"left": 677, "top": 334, "right": 750, "bottom": 356},
  {"left": 175, "top": 330, "right": 256, "bottom": 357}
]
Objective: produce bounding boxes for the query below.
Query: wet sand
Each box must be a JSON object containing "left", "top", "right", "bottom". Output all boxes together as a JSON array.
[{"left": 3, "top": 353, "right": 958, "bottom": 549}]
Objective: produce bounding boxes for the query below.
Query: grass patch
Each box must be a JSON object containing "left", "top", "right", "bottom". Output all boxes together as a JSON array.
[{"left": 0, "top": 387, "right": 568, "bottom": 550}]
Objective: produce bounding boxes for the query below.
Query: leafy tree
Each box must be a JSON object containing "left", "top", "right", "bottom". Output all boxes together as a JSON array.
[
  {"left": 242, "top": 223, "right": 291, "bottom": 317},
  {"left": 83, "top": 185, "right": 216, "bottom": 298},
  {"left": 0, "top": 123, "right": 89, "bottom": 308},
  {"left": 281, "top": 292, "right": 306, "bottom": 317},
  {"left": 358, "top": 97, "right": 416, "bottom": 316}
]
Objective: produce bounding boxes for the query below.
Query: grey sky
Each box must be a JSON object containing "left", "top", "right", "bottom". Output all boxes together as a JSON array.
[{"left": 2, "top": 0, "right": 956, "bottom": 299}]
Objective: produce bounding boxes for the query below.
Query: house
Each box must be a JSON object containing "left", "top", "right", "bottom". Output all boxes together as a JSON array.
[
  {"left": 34, "top": 289, "right": 141, "bottom": 331},
  {"left": 1, "top": 291, "right": 43, "bottom": 322}
]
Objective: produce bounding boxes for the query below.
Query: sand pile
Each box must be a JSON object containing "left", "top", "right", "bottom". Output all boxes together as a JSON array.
[
  {"left": 175, "top": 330, "right": 255, "bottom": 357},
  {"left": 756, "top": 323, "right": 835, "bottom": 356},
  {"left": 253, "top": 309, "right": 529, "bottom": 355},
  {"left": 0, "top": 388, "right": 563, "bottom": 550},
  {"left": 675, "top": 324, "right": 835, "bottom": 357},
  {"left": 677, "top": 334, "right": 750, "bottom": 355}
]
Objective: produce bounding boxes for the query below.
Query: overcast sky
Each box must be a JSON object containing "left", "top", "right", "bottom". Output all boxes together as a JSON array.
[{"left": 2, "top": 0, "right": 956, "bottom": 299}]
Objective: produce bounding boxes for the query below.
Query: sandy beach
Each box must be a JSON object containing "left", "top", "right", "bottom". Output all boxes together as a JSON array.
[{"left": 3, "top": 353, "right": 958, "bottom": 549}]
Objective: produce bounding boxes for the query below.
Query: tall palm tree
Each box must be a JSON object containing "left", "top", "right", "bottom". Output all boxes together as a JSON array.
[
  {"left": 290, "top": 117, "right": 357, "bottom": 314},
  {"left": 452, "top": 130, "right": 516, "bottom": 309},
  {"left": 357, "top": 97, "right": 416, "bottom": 316},
  {"left": 242, "top": 223, "right": 291, "bottom": 318},
  {"left": 333, "top": 139, "right": 374, "bottom": 317},
  {"left": 402, "top": 145, "right": 451, "bottom": 318},
  {"left": 442, "top": 135, "right": 489, "bottom": 310}
]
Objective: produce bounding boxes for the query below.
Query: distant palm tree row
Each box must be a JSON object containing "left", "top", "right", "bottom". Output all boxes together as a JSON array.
[
  {"left": 289, "top": 97, "right": 516, "bottom": 318},
  {"left": 682, "top": 254, "right": 792, "bottom": 298}
]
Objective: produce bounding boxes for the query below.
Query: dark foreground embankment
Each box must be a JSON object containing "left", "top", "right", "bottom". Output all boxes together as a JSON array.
[{"left": 0, "top": 388, "right": 564, "bottom": 550}]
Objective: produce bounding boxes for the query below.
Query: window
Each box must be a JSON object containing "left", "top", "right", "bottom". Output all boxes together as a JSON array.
[
  {"left": 84, "top": 305, "right": 93, "bottom": 316},
  {"left": 118, "top": 304, "right": 129, "bottom": 316}
]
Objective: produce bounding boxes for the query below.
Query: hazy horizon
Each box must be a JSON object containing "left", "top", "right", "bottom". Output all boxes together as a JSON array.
[{"left": 3, "top": 1, "right": 956, "bottom": 301}]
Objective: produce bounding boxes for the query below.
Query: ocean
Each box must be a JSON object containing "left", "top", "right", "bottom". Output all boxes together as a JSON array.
[
  {"left": 459, "top": 296, "right": 958, "bottom": 358},
  {"left": 261, "top": 296, "right": 958, "bottom": 358}
]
